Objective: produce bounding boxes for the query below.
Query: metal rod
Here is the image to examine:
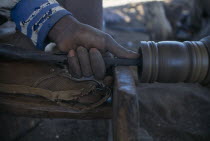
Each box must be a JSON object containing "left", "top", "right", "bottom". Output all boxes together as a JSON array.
[{"left": 0, "top": 44, "right": 141, "bottom": 66}]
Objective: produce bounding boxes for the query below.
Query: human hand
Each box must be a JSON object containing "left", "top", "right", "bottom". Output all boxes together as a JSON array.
[{"left": 48, "top": 15, "right": 139, "bottom": 79}]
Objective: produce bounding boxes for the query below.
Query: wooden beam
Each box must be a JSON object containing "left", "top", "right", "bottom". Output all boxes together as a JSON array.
[
  {"left": 113, "top": 66, "right": 140, "bottom": 141},
  {"left": 0, "top": 93, "right": 112, "bottom": 119}
]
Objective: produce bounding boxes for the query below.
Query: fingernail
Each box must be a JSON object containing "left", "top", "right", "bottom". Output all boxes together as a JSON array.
[{"left": 77, "top": 46, "right": 86, "bottom": 52}]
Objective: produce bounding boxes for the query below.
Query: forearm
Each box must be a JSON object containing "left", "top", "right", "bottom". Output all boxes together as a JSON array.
[{"left": 10, "top": 0, "right": 72, "bottom": 50}]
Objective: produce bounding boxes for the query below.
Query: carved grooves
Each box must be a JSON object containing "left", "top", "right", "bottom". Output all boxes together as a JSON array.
[{"left": 139, "top": 40, "right": 209, "bottom": 83}]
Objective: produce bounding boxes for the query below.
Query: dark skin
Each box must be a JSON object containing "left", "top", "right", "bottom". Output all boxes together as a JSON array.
[{"left": 48, "top": 15, "right": 139, "bottom": 79}]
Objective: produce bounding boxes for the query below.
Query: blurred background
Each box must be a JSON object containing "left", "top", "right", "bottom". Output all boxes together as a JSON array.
[{"left": 104, "top": 0, "right": 209, "bottom": 50}]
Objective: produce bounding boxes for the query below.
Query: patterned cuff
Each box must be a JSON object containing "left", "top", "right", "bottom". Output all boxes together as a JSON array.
[{"left": 11, "top": 0, "right": 72, "bottom": 50}]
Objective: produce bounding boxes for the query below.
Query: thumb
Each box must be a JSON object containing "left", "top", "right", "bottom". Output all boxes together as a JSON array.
[{"left": 105, "top": 35, "right": 139, "bottom": 59}]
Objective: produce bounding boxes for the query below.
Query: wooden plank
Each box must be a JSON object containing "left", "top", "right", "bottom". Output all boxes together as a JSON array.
[
  {"left": 0, "top": 93, "right": 112, "bottom": 119},
  {"left": 113, "top": 66, "right": 140, "bottom": 141}
]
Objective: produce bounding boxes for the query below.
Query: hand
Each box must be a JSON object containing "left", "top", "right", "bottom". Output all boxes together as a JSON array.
[
  {"left": 48, "top": 15, "right": 139, "bottom": 79},
  {"left": 67, "top": 46, "right": 105, "bottom": 79}
]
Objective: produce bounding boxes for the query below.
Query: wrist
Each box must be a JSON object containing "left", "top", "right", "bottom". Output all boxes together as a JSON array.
[{"left": 11, "top": 0, "right": 72, "bottom": 50}]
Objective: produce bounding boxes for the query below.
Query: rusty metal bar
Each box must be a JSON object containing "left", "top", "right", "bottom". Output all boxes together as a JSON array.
[{"left": 0, "top": 44, "right": 141, "bottom": 66}]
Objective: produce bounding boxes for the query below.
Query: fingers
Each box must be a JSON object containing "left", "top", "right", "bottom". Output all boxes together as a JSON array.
[
  {"left": 102, "top": 52, "right": 114, "bottom": 69},
  {"left": 68, "top": 50, "right": 82, "bottom": 78},
  {"left": 68, "top": 47, "right": 105, "bottom": 79},
  {"left": 77, "top": 47, "right": 93, "bottom": 77},
  {"left": 105, "top": 35, "right": 140, "bottom": 59},
  {"left": 89, "top": 48, "right": 106, "bottom": 79}
]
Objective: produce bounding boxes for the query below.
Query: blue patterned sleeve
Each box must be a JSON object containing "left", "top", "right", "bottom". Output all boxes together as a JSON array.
[{"left": 11, "top": 0, "right": 72, "bottom": 50}]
